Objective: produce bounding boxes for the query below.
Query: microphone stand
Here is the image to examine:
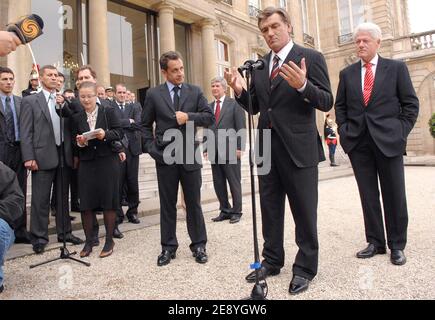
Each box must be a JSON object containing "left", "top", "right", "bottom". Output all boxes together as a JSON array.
[
  {"left": 30, "top": 97, "right": 90, "bottom": 268},
  {"left": 240, "top": 66, "right": 267, "bottom": 300}
]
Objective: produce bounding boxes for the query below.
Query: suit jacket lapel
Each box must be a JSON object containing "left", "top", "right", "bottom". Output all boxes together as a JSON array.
[
  {"left": 95, "top": 105, "right": 106, "bottom": 130},
  {"left": 159, "top": 84, "right": 175, "bottom": 113},
  {"left": 271, "top": 44, "right": 303, "bottom": 92},
  {"left": 216, "top": 98, "right": 229, "bottom": 126},
  {"left": 367, "top": 56, "right": 388, "bottom": 107},
  {"left": 351, "top": 62, "right": 365, "bottom": 107},
  {"left": 257, "top": 52, "right": 271, "bottom": 95},
  {"left": 37, "top": 91, "right": 53, "bottom": 125},
  {"left": 179, "top": 84, "right": 188, "bottom": 111},
  {"left": 0, "top": 98, "right": 4, "bottom": 118},
  {"left": 14, "top": 96, "right": 21, "bottom": 117}
]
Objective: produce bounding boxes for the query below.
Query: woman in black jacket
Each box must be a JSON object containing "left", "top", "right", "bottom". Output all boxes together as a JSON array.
[{"left": 71, "top": 81, "right": 123, "bottom": 258}]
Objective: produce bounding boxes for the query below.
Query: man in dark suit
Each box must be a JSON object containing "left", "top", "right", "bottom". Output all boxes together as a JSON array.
[
  {"left": 0, "top": 67, "right": 30, "bottom": 243},
  {"left": 204, "top": 76, "right": 246, "bottom": 224},
  {"left": 226, "top": 7, "right": 333, "bottom": 294},
  {"left": 335, "top": 22, "right": 419, "bottom": 266},
  {"left": 0, "top": 161, "right": 24, "bottom": 293},
  {"left": 111, "top": 83, "right": 142, "bottom": 224},
  {"left": 141, "top": 51, "right": 214, "bottom": 266},
  {"left": 20, "top": 65, "right": 83, "bottom": 254}
]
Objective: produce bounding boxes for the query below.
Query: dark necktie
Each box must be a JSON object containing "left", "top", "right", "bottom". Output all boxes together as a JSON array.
[
  {"left": 4, "top": 96, "right": 16, "bottom": 142},
  {"left": 215, "top": 99, "right": 221, "bottom": 124},
  {"left": 363, "top": 63, "right": 374, "bottom": 106},
  {"left": 270, "top": 55, "right": 280, "bottom": 82},
  {"left": 173, "top": 86, "right": 180, "bottom": 111}
]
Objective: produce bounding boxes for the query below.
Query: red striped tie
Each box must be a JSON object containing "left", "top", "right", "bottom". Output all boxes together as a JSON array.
[
  {"left": 363, "top": 63, "right": 374, "bottom": 106},
  {"left": 270, "top": 55, "right": 280, "bottom": 81},
  {"left": 215, "top": 99, "right": 221, "bottom": 124}
]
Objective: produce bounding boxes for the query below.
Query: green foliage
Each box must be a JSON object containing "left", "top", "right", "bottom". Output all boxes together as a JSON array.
[{"left": 430, "top": 113, "right": 435, "bottom": 139}]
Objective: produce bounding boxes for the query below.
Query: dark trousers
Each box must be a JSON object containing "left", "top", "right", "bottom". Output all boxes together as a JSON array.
[
  {"left": 118, "top": 148, "right": 139, "bottom": 218},
  {"left": 156, "top": 164, "right": 207, "bottom": 252},
  {"left": 211, "top": 160, "right": 242, "bottom": 214},
  {"left": 348, "top": 132, "right": 408, "bottom": 250},
  {"left": 259, "top": 131, "right": 319, "bottom": 280},
  {"left": 2, "top": 144, "right": 27, "bottom": 236},
  {"left": 30, "top": 149, "right": 72, "bottom": 245}
]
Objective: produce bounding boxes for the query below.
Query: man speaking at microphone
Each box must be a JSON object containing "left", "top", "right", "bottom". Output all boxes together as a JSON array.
[{"left": 225, "top": 7, "right": 333, "bottom": 295}]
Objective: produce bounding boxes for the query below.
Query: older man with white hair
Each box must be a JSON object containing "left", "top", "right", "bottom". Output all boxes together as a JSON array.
[{"left": 335, "top": 22, "right": 419, "bottom": 266}]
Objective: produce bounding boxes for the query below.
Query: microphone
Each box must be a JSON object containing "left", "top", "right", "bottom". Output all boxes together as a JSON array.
[
  {"left": 7, "top": 14, "right": 44, "bottom": 44},
  {"left": 238, "top": 60, "right": 255, "bottom": 75},
  {"left": 251, "top": 58, "right": 266, "bottom": 70},
  {"left": 238, "top": 59, "right": 266, "bottom": 76}
]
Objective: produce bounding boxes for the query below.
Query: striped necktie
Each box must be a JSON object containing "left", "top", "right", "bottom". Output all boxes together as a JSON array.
[
  {"left": 363, "top": 63, "right": 374, "bottom": 106},
  {"left": 270, "top": 55, "right": 280, "bottom": 81}
]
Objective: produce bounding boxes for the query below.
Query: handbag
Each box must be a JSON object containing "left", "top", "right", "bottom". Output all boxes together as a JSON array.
[{"left": 103, "top": 106, "right": 124, "bottom": 153}]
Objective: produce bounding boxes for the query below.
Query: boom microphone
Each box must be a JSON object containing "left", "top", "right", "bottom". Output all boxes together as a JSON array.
[{"left": 7, "top": 14, "right": 44, "bottom": 44}]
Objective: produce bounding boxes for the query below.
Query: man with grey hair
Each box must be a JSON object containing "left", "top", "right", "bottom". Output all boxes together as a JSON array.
[
  {"left": 204, "top": 76, "right": 246, "bottom": 224},
  {"left": 335, "top": 22, "right": 419, "bottom": 266}
]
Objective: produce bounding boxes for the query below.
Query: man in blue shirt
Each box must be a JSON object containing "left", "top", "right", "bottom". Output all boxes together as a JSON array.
[{"left": 0, "top": 67, "right": 30, "bottom": 244}]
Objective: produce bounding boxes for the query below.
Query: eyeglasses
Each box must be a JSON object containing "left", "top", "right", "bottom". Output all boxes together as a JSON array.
[{"left": 79, "top": 94, "right": 96, "bottom": 100}]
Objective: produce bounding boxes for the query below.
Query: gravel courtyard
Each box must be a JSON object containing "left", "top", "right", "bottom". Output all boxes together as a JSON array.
[{"left": 1, "top": 166, "right": 434, "bottom": 300}]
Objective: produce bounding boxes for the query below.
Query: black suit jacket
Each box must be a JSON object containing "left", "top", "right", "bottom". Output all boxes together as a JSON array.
[
  {"left": 237, "top": 43, "right": 333, "bottom": 168},
  {"left": 71, "top": 105, "right": 123, "bottom": 161},
  {"left": 141, "top": 83, "right": 214, "bottom": 171},
  {"left": 0, "top": 95, "right": 21, "bottom": 162},
  {"left": 0, "top": 161, "right": 24, "bottom": 229},
  {"left": 111, "top": 101, "right": 143, "bottom": 156},
  {"left": 335, "top": 56, "right": 419, "bottom": 157}
]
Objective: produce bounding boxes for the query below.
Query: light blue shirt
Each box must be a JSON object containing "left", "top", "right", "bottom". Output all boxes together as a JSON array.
[
  {"left": 166, "top": 81, "right": 182, "bottom": 104},
  {"left": 0, "top": 94, "right": 20, "bottom": 141}
]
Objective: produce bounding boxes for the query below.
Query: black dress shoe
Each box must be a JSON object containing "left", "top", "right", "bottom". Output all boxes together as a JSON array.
[
  {"left": 57, "top": 234, "right": 84, "bottom": 245},
  {"left": 127, "top": 213, "right": 140, "bottom": 224},
  {"left": 211, "top": 212, "right": 231, "bottom": 222},
  {"left": 356, "top": 243, "right": 386, "bottom": 258},
  {"left": 32, "top": 243, "right": 46, "bottom": 254},
  {"left": 121, "top": 199, "right": 129, "bottom": 207},
  {"left": 0, "top": 284, "right": 3, "bottom": 293},
  {"left": 229, "top": 214, "right": 242, "bottom": 224},
  {"left": 289, "top": 275, "right": 310, "bottom": 295},
  {"left": 390, "top": 250, "right": 406, "bottom": 265},
  {"left": 192, "top": 247, "right": 208, "bottom": 264},
  {"left": 245, "top": 265, "right": 280, "bottom": 283},
  {"left": 157, "top": 250, "right": 176, "bottom": 266},
  {"left": 69, "top": 216, "right": 76, "bottom": 221},
  {"left": 113, "top": 227, "right": 124, "bottom": 239}
]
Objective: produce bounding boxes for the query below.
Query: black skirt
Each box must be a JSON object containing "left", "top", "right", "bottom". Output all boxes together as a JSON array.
[{"left": 78, "top": 153, "right": 120, "bottom": 211}]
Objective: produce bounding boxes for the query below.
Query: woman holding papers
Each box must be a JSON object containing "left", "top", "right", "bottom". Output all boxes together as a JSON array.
[{"left": 71, "top": 81, "right": 123, "bottom": 258}]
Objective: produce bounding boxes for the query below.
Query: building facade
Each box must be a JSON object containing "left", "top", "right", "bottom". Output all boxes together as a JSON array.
[{"left": 1, "top": 0, "right": 434, "bottom": 154}]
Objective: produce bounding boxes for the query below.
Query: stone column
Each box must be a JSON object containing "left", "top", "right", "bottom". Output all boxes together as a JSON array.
[
  {"left": 200, "top": 18, "right": 217, "bottom": 101},
  {"left": 158, "top": 3, "right": 176, "bottom": 54},
  {"left": 88, "top": 0, "right": 110, "bottom": 87},
  {"left": 7, "top": 0, "right": 32, "bottom": 95}
]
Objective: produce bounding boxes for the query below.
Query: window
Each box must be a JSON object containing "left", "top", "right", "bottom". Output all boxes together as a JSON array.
[
  {"left": 107, "top": 1, "right": 159, "bottom": 105},
  {"left": 279, "top": 0, "right": 287, "bottom": 10},
  {"left": 249, "top": 0, "right": 261, "bottom": 17},
  {"left": 216, "top": 39, "right": 230, "bottom": 78},
  {"left": 338, "top": 0, "right": 365, "bottom": 37},
  {"left": 31, "top": 0, "right": 87, "bottom": 89}
]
